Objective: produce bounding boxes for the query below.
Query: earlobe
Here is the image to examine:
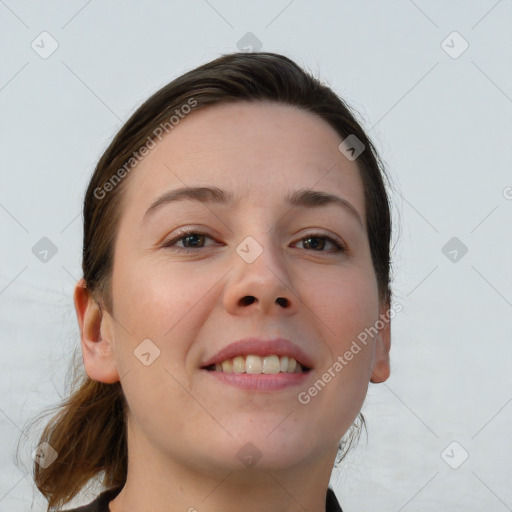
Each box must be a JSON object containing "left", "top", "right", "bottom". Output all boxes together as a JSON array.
[
  {"left": 370, "top": 301, "right": 391, "bottom": 384},
  {"left": 73, "top": 278, "right": 120, "bottom": 384}
]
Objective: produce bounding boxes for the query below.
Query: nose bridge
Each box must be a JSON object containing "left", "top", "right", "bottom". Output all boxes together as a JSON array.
[
  {"left": 232, "top": 205, "right": 283, "bottom": 274},
  {"left": 236, "top": 230, "right": 287, "bottom": 284}
]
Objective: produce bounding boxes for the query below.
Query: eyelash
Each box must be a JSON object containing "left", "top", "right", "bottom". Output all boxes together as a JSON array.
[{"left": 161, "top": 228, "right": 346, "bottom": 253}]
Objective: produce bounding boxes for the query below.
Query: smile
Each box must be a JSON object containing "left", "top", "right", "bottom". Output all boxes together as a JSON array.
[{"left": 202, "top": 354, "right": 311, "bottom": 374}]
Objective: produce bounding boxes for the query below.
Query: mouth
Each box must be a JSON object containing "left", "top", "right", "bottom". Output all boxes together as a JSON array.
[
  {"left": 199, "top": 337, "right": 315, "bottom": 390},
  {"left": 201, "top": 354, "right": 312, "bottom": 374}
]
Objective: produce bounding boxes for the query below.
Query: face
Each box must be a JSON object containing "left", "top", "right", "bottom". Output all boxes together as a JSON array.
[{"left": 78, "top": 101, "right": 390, "bottom": 474}]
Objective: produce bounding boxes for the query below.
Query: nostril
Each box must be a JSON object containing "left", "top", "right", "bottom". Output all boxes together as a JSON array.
[
  {"left": 240, "top": 296, "right": 256, "bottom": 306},
  {"left": 276, "top": 297, "right": 289, "bottom": 307}
]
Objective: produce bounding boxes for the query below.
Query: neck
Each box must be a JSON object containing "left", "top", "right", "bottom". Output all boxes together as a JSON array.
[{"left": 108, "top": 423, "right": 339, "bottom": 512}]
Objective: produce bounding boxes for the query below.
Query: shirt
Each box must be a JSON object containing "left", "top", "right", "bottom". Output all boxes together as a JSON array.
[{"left": 61, "top": 485, "right": 343, "bottom": 511}]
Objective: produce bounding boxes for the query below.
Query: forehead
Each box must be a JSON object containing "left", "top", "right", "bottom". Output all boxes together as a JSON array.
[{"left": 119, "top": 101, "right": 366, "bottom": 222}]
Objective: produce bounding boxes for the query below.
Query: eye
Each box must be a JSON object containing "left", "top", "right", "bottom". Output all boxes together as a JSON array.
[
  {"left": 161, "top": 229, "right": 346, "bottom": 253},
  {"left": 162, "top": 229, "right": 217, "bottom": 250},
  {"left": 294, "top": 233, "right": 345, "bottom": 253}
]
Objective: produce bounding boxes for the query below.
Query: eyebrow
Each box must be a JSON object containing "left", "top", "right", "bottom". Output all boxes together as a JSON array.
[{"left": 142, "top": 186, "right": 363, "bottom": 227}]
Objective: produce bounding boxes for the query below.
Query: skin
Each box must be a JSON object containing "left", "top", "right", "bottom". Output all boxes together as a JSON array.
[{"left": 74, "top": 101, "right": 391, "bottom": 512}]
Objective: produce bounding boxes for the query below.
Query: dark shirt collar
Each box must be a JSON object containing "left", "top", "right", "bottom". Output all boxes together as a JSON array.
[
  {"left": 326, "top": 486, "right": 344, "bottom": 512},
  {"left": 63, "top": 485, "right": 343, "bottom": 512}
]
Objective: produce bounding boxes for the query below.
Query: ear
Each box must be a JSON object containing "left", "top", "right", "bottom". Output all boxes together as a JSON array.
[
  {"left": 73, "top": 278, "right": 120, "bottom": 384},
  {"left": 370, "top": 300, "right": 391, "bottom": 384}
]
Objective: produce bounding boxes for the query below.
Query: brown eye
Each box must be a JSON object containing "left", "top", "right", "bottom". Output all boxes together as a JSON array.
[
  {"left": 296, "top": 234, "right": 345, "bottom": 252},
  {"left": 162, "top": 230, "right": 216, "bottom": 250},
  {"left": 179, "top": 233, "right": 206, "bottom": 248}
]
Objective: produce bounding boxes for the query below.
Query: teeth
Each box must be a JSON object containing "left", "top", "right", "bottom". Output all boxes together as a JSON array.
[
  {"left": 233, "top": 356, "right": 245, "bottom": 373},
  {"left": 246, "top": 354, "right": 263, "bottom": 374},
  {"left": 221, "top": 360, "right": 232, "bottom": 373},
  {"left": 210, "top": 355, "right": 305, "bottom": 374},
  {"left": 262, "top": 355, "right": 280, "bottom": 374}
]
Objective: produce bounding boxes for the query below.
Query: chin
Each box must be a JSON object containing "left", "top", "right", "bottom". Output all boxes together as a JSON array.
[{"left": 232, "top": 429, "right": 319, "bottom": 470}]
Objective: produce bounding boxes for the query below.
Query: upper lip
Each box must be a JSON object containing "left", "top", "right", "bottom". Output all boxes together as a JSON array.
[{"left": 200, "top": 337, "right": 314, "bottom": 370}]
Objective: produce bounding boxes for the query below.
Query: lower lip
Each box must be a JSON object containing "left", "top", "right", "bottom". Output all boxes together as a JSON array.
[{"left": 202, "top": 370, "right": 311, "bottom": 391}]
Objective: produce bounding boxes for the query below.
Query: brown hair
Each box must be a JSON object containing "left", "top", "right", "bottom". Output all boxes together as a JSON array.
[{"left": 17, "top": 51, "right": 393, "bottom": 511}]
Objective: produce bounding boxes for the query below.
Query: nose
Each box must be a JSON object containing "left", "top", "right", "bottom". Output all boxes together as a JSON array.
[{"left": 222, "top": 236, "right": 297, "bottom": 317}]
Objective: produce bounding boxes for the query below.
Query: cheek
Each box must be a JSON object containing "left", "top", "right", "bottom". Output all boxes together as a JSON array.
[
  {"left": 301, "top": 264, "right": 380, "bottom": 402},
  {"left": 304, "top": 264, "right": 380, "bottom": 342},
  {"left": 114, "top": 259, "right": 203, "bottom": 332},
  {"left": 111, "top": 258, "right": 219, "bottom": 376},
  {"left": 111, "top": 264, "right": 205, "bottom": 420},
  {"left": 296, "top": 271, "right": 378, "bottom": 440}
]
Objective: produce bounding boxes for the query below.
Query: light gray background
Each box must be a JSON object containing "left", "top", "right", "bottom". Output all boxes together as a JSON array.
[{"left": 1, "top": 1, "right": 511, "bottom": 511}]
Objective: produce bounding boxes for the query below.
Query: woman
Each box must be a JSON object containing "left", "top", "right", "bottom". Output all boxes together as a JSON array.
[{"left": 29, "top": 51, "right": 394, "bottom": 512}]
